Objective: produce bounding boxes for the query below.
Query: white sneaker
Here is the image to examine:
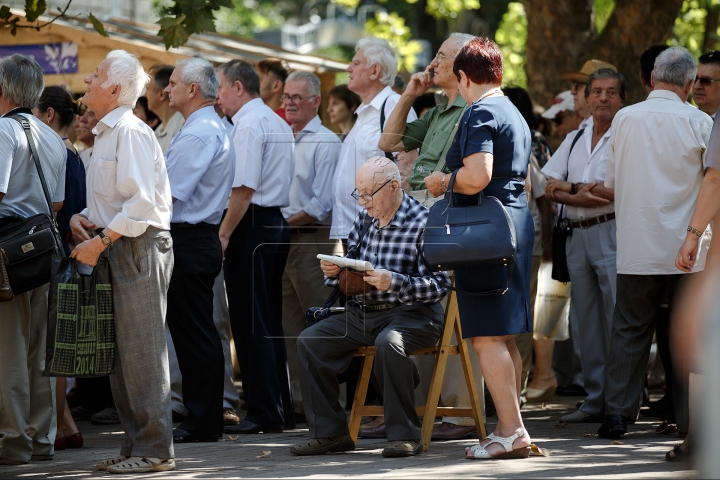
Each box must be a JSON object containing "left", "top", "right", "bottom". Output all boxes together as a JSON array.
[
  {"left": 95, "top": 455, "right": 128, "bottom": 471},
  {"left": 105, "top": 457, "right": 175, "bottom": 474}
]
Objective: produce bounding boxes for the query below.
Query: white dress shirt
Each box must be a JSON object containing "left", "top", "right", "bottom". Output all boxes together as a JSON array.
[
  {"left": 79, "top": 145, "right": 93, "bottom": 171},
  {"left": 81, "top": 106, "right": 172, "bottom": 237},
  {"left": 165, "top": 106, "right": 235, "bottom": 225},
  {"left": 230, "top": 98, "right": 294, "bottom": 207},
  {"left": 155, "top": 110, "right": 185, "bottom": 154},
  {"left": 330, "top": 86, "right": 417, "bottom": 239},
  {"left": 543, "top": 116, "right": 614, "bottom": 220},
  {"left": 605, "top": 89, "right": 713, "bottom": 275},
  {"left": 281, "top": 115, "right": 342, "bottom": 225}
]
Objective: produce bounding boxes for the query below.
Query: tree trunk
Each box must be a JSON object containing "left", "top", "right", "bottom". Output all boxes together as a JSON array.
[
  {"left": 703, "top": 2, "right": 720, "bottom": 53},
  {"left": 523, "top": 0, "right": 684, "bottom": 108}
]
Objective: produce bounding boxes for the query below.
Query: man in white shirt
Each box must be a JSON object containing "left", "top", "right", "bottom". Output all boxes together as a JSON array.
[
  {"left": 543, "top": 69, "right": 624, "bottom": 424},
  {"left": 147, "top": 65, "right": 184, "bottom": 154},
  {"left": 280, "top": 71, "right": 343, "bottom": 422},
  {"left": 330, "top": 37, "right": 417, "bottom": 241},
  {"left": 216, "top": 60, "right": 295, "bottom": 434},
  {"left": 0, "top": 54, "right": 66, "bottom": 466},
  {"left": 163, "top": 58, "right": 235, "bottom": 444},
  {"left": 693, "top": 51, "right": 720, "bottom": 118},
  {"left": 70, "top": 50, "right": 175, "bottom": 474},
  {"left": 562, "top": 60, "right": 617, "bottom": 132},
  {"left": 597, "top": 47, "right": 713, "bottom": 439}
]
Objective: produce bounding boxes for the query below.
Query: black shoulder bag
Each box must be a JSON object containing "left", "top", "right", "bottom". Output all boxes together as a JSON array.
[
  {"left": 0, "top": 114, "right": 65, "bottom": 298},
  {"left": 306, "top": 216, "right": 373, "bottom": 327},
  {"left": 421, "top": 169, "right": 517, "bottom": 296},
  {"left": 551, "top": 128, "right": 584, "bottom": 283}
]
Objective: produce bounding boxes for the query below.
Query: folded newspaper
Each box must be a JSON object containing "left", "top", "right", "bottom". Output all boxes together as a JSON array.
[{"left": 317, "top": 254, "right": 374, "bottom": 272}]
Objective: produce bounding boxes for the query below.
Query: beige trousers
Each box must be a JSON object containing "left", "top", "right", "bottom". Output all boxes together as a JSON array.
[
  {"left": 0, "top": 284, "right": 57, "bottom": 462},
  {"left": 282, "top": 230, "right": 343, "bottom": 414}
]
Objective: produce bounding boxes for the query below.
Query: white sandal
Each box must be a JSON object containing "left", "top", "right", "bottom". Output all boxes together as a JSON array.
[
  {"left": 95, "top": 455, "right": 128, "bottom": 471},
  {"left": 466, "top": 429, "right": 530, "bottom": 459},
  {"left": 105, "top": 456, "right": 175, "bottom": 473}
]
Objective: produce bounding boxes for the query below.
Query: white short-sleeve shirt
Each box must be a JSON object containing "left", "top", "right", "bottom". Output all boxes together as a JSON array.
[{"left": 604, "top": 89, "right": 713, "bottom": 275}]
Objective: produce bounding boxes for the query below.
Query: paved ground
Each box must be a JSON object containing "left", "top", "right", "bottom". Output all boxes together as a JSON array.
[{"left": 1, "top": 394, "right": 696, "bottom": 479}]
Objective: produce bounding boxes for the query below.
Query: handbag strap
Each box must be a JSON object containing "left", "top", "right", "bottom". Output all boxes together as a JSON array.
[
  {"left": 7, "top": 114, "right": 56, "bottom": 217},
  {"left": 378, "top": 97, "right": 395, "bottom": 161},
  {"left": 433, "top": 103, "right": 470, "bottom": 174},
  {"left": 556, "top": 128, "right": 585, "bottom": 222},
  {"left": 320, "top": 215, "right": 374, "bottom": 309}
]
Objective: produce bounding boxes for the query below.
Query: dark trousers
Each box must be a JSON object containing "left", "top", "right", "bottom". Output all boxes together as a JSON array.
[
  {"left": 298, "top": 302, "right": 444, "bottom": 441},
  {"left": 166, "top": 224, "right": 225, "bottom": 436},
  {"left": 604, "top": 273, "right": 692, "bottom": 425},
  {"left": 224, "top": 206, "right": 292, "bottom": 429}
]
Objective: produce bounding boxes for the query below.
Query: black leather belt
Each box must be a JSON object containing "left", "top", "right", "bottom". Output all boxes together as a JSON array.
[
  {"left": 170, "top": 222, "right": 218, "bottom": 229},
  {"left": 347, "top": 300, "right": 402, "bottom": 312},
  {"left": 570, "top": 212, "right": 615, "bottom": 229}
]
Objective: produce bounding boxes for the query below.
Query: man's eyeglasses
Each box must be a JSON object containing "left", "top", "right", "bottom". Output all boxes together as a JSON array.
[
  {"left": 435, "top": 51, "right": 455, "bottom": 62},
  {"left": 351, "top": 179, "right": 393, "bottom": 203},
  {"left": 695, "top": 76, "right": 720, "bottom": 87},
  {"left": 280, "top": 94, "right": 316, "bottom": 104}
]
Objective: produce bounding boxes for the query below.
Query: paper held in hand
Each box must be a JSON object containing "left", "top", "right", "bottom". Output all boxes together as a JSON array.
[{"left": 317, "top": 254, "right": 374, "bottom": 272}]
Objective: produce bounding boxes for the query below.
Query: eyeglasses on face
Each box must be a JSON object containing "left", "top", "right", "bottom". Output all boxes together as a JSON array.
[
  {"left": 351, "top": 179, "right": 393, "bottom": 203},
  {"left": 280, "top": 94, "right": 316, "bottom": 104},
  {"left": 435, "top": 51, "right": 455, "bottom": 62},
  {"left": 695, "top": 76, "right": 720, "bottom": 87}
]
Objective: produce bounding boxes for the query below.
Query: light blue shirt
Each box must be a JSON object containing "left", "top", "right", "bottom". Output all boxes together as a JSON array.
[
  {"left": 165, "top": 106, "right": 235, "bottom": 225},
  {"left": 230, "top": 97, "right": 294, "bottom": 207},
  {"left": 281, "top": 116, "right": 342, "bottom": 225}
]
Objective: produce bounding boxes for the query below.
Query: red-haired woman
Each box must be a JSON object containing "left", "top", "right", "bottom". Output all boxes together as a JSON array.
[{"left": 425, "top": 37, "right": 534, "bottom": 460}]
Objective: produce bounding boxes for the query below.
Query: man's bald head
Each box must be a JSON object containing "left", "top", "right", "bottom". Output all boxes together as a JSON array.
[
  {"left": 354, "top": 156, "right": 403, "bottom": 221},
  {"left": 356, "top": 156, "right": 400, "bottom": 187}
]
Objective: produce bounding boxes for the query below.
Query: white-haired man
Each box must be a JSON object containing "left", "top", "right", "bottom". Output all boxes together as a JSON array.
[
  {"left": 330, "top": 38, "right": 417, "bottom": 242},
  {"left": 70, "top": 50, "right": 175, "bottom": 473},
  {"left": 280, "top": 70, "right": 342, "bottom": 422},
  {"left": 598, "top": 47, "right": 713, "bottom": 439},
  {"left": 377, "top": 32, "right": 484, "bottom": 442},
  {"left": 0, "top": 54, "right": 66, "bottom": 466},
  {"left": 163, "top": 58, "right": 235, "bottom": 444}
]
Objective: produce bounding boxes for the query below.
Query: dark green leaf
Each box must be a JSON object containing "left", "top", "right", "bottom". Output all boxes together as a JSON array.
[
  {"left": 158, "top": 15, "right": 189, "bottom": 49},
  {"left": 25, "top": 0, "right": 46, "bottom": 22},
  {"left": 185, "top": 11, "right": 216, "bottom": 34},
  {"left": 208, "top": 0, "right": 234, "bottom": 9},
  {"left": 88, "top": 13, "right": 109, "bottom": 37},
  {"left": 0, "top": 6, "right": 13, "bottom": 20}
]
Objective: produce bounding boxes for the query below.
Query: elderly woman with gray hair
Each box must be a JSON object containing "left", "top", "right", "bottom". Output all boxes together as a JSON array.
[{"left": 69, "top": 50, "right": 175, "bottom": 474}]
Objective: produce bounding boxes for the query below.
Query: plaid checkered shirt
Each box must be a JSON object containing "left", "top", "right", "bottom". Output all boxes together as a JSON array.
[{"left": 325, "top": 193, "right": 449, "bottom": 304}]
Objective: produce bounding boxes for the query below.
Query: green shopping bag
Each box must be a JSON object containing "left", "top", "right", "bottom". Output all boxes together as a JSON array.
[{"left": 43, "top": 256, "right": 115, "bottom": 377}]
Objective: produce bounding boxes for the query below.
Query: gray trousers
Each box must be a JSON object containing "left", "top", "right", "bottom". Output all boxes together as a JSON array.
[
  {"left": 108, "top": 227, "right": 174, "bottom": 458},
  {"left": 0, "top": 284, "right": 56, "bottom": 462},
  {"left": 281, "top": 231, "right": 340, "bottom": 415},
  {"left": 605, "top": 273, "right": 690, "bottom": 421},
  {"left": 166, "top": 271, "right": 239, "bottom": 414},
  {"left": 298, "top": 302, "right": 444, "bottom": 441},
  {"left": 566, "top": 219, "right": 617, "bottom": 416}
]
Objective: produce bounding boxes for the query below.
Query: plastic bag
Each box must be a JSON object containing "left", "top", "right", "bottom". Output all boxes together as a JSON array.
[
  {"left": 533, "top": 262, "right": 571, "bottom": 341},
  {"left": 44, "top": 257, "right": 115, "bottom": 377}
]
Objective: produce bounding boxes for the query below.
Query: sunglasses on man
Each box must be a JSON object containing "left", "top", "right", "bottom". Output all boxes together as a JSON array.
[{"left": 695, "top": 76, "right": 720, "bottom": 87}]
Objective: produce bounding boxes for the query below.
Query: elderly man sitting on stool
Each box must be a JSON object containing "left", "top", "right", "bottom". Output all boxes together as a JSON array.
[{"left": 291, "top": 156, "right": 449, "bottom": 458}]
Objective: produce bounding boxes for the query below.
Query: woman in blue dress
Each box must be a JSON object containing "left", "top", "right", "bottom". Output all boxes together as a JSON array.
[{"left": 425, "top": 37, "right": 534, "bottom": 460}]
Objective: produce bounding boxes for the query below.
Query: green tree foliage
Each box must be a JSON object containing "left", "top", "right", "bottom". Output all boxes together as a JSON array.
[
  {"left": 494, "top": 2, "right": 526, "bottom": 88},
  {"left": 212, "top": 0, "right": 285, "bottom": 38},
  {"left": 365, "top": 10, "right": 423, "bottom": 72},
  {"left": 670, "top": 0, "right": 719, "bottom": 56}
]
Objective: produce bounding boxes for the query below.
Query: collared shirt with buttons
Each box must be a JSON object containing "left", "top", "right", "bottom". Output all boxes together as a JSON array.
[
  {"left": 230, "top": 97, "right": 294, "bottom": 207},
  {"left": 281, "top": 115, "right": 342, "bottom": 225},
  {"left": 325, "top": 193, "right": 449, "bottom": 305},
  {"left": 542, "top": 115, "right": 614, "bottom": 220},
  {"left": 330, "top": 86, "right": 417, "bottom": 239},
  {"left": 165, "top": 106, "right": 235, "bottom": 225},
  {"left": 402, "top": 94, "right": 468, "bottom": 191},
  {"left": 80, "top": 106, "right": 172, "bottom": 237},
  {"left": 605, "top": 89, "right": 713, "bottom": 275},
  {"left": 155, "top": 110, "right": 184, "bottom": 154}
]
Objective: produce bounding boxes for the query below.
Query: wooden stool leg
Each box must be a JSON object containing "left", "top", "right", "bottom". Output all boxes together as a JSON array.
[
  {"left": 348, "top": 354, "right": 375, "bottom": 443},
  {"left": 455, "top": 315, "right": 487, "bottom": 439},
  {"left": 419, "top": 291, "right": 459, "bottom": 452}
]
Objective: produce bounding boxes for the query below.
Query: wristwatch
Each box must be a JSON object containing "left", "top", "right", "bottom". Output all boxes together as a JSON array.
[{"left": 98, "top": 231, "right": 113, "bottom": 247}]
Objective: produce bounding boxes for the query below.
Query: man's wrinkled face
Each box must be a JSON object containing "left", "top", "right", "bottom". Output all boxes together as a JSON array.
[
  {"left": 145, "top": 71, "right": 165, "bottom": 112},
  {"left": 283, "top": 79, "right": 318, "bottom": 127},
  {"left": 347, "top": 49, "right": 375, "bottom": 94},
  {"left": 165, "top": 67, "right": 190, "bottom": 112},
  {"left": 355, "top": 171, "right": 397, "bottom": 219},
  {"left": 587, "top": 77, "right": 623, "bottom": 124},
  {"left": 82, "top": 59, "right": 114, "bottom": 112},
  {"left": 428, "top": 37, "right": 462, "bottom": 90},
  {"left": 693, "top": 63, "right": 720, "bottom": 116},
  {"left": 216, "top": 70, "right": 240, "bottom": 118}
]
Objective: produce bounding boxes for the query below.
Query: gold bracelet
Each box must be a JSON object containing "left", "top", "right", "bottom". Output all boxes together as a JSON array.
[{"left": 687, "top": 225, "right": 703, "bottom": 237}]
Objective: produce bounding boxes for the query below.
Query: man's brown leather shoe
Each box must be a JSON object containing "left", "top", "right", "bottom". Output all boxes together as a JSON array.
[
  {"left": 223, "top": 408, "right": 240, "bottom": 426},
  {"left": 430, "top": 422, "right": 476, "bottom": 440},
  {"left": 358, "top": 419, "right": 386, "bottom": 438}
]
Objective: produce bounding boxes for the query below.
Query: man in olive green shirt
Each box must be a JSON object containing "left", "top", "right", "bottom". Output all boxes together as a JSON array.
[
  {"left": 377, "top": 32, "right": 485, "bottom": 441},
  {"left": 379, "top": 34, "right": 473, "bottom": 208}
]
